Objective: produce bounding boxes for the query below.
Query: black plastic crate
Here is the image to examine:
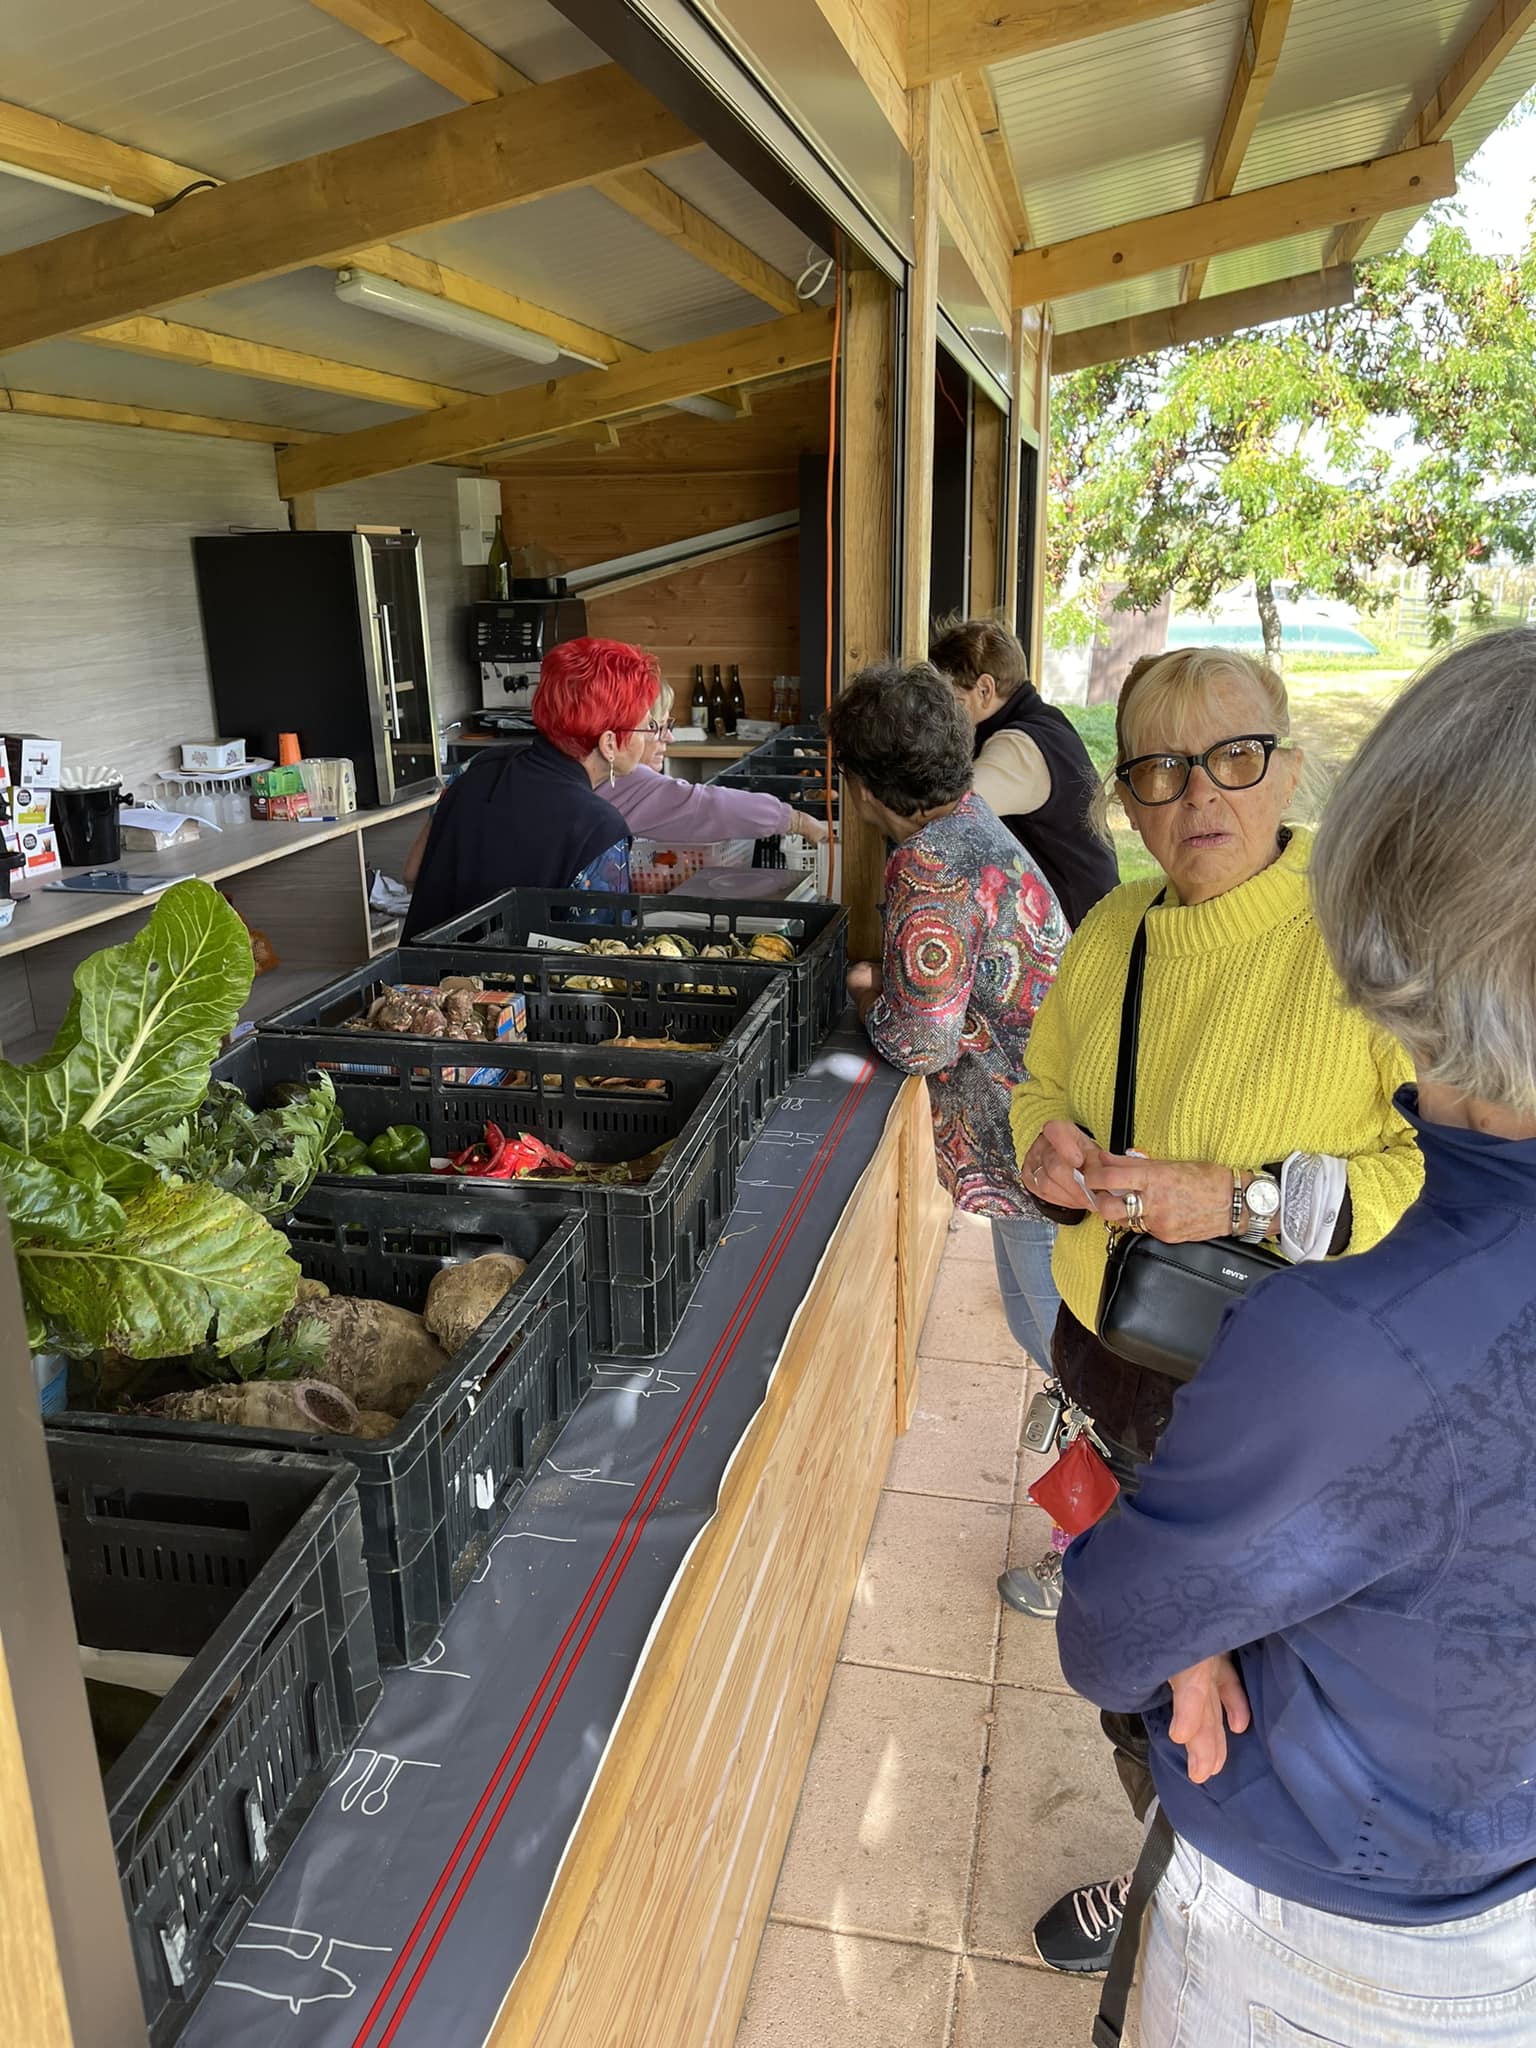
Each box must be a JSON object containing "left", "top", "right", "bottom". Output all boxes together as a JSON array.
[
  {"left": 60, "top": 1203, "right": 590, "bottom": 1665},
  {"left": 711, "top": 729, "right": 839, "bottom": 812},
  {"left": 51, "top": 1431, "right": 380, "bottom": 2046},
  {"left": 255, "top": 942, "right": 788, "bottom": 1156},
  {"left": 416, "top": 888, "right": 849, "bottom": 1078},
  {"left": 213, "top": 1033, "right": 739, "bottom": 1357}
]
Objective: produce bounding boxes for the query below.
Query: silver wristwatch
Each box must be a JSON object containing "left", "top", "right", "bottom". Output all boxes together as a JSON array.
[{"left": 1242, "top": 1171, "right": 1281, "bottom": 1235}]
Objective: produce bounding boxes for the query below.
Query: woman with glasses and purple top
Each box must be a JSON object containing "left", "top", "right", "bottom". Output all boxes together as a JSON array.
[
  {"left": 606, "top": 682, "right": 831, "bottom": 847},
  {"left": 1004, "top": 647, "right": 1423, "bottom": 1978}
]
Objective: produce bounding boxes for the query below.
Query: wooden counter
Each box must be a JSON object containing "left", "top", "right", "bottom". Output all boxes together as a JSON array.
[
  {"left": 0, "top": 790, "right": 438, "bottom": 1060},
  {"left": 490, "top": 1076, "right": 950, "bottom": 2048}
]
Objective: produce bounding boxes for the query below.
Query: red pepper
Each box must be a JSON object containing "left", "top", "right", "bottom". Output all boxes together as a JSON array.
[{"left": 438, "top": 1122, "right": 574, "bottom": 1180}]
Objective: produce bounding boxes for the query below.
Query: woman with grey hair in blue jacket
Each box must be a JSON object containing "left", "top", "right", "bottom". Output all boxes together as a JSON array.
[{"left": 1058, "top": 627, "right": 1536, "bottom": 2046}]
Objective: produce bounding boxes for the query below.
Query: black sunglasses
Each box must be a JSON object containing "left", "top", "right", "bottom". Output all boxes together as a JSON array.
[{"left": 1115, "top": 734, "right": 1281, "bottom": 807}]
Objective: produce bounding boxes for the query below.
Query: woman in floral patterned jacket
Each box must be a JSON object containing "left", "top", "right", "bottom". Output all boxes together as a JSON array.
[{"left": 826, "top": 661, "right": 1069, "bottom": 1368}]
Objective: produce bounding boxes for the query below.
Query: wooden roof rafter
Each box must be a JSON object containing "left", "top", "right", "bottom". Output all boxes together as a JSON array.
[
  {"left": 1012, "top": 142, "right": 1455, "bottom": 305},
  {"left": 0, "top": 70, "right": 693, "bottom": 355},
  {"left": 1052, "top": 264, "right": 1354, "bottom": 372},
  {"left": 1182, "top": 0, "right": 1295, "bottom": 300},
  {"left": 304, "top": 0, "right": 802, "bottom": 313},
  {"left": 907, "top": 0, "right": 1222, "bottom": 85},
  {"left": 276, "top": 306, "right": 836, "bottom": 495},
  {"left": 1327, "top": 0, "right": 1536, "bottom": 266}
]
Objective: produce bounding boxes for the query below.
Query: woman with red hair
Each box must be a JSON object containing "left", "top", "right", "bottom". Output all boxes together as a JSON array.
[{"left": 402, "top": 637, "right": 663, "bottom": 938}]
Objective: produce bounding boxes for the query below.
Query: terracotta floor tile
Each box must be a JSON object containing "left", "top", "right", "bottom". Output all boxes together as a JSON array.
[
  {"left": 737, "top": 1926, "right": 958, "bottom": 2048},
  {"left": 967, "top": 1686, "right": 1144, "bottom": 1962},
  {"left": 920, "top": 1261, "right": 1021, "bottom": 1369},
  {"left": 952, "top": 1954, "right": 1105, "bottom": 2048},
  {"left": 943, "top": 1212, "right": 996, "bottom": 1264},
  {"left": 771, "top": 1663, "right": 989, "bottom": 1949},
  {"left": 840, "top": 1490, "right": 1010, "bottom": 1681},
  {"left": 886, "top": 1356, "right": 1024, "bottom": 1504}
]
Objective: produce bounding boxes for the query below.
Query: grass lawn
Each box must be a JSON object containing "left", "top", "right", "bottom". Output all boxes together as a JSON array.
[{"left": 1060, "top": 660, "right": 1416, "bottom": 886}]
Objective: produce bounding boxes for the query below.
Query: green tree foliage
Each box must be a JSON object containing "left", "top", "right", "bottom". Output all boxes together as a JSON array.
[{"left": 1049, "top": 219, "right": 1536, "bottom": 658}]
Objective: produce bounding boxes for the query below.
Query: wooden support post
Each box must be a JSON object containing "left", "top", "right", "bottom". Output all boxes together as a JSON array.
[
  {"left": 1028, "top": 314, "right": 1053, "bottom": 685},
  {"left": 288, "top": 492, "right": 320, "bottom": 531},
  {"left": 902, "top": 83, "right": 941, "bottom": 659},
  {"left": 969, "top": 397, "right": 1004, "bottom": 614},
  {"left": 1002, "top": 311, "right": 1030, "bottom": 628},
  {"left": 837, "top": 269, "right": 898, "bottom": 966},
  {"left": 0, "top": 1222, "right": 147, "bottom": 2045}
]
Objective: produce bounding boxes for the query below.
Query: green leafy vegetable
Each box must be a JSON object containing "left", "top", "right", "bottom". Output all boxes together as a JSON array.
[
  {"left": 0, "top": 879, "right": 254, "bottom": 1151},
  {"left": 143, "top": 1075, "right": 343, "bottom": 1219},
  {"left": 199, "top": 1311, "right": 331, "bottom": 1387},
  {"left": 16, "top": 1181, "right": 298, "bottom": 1360},
  {"left": 0, "top": 881, "right": 304, "bottom": 1360}
]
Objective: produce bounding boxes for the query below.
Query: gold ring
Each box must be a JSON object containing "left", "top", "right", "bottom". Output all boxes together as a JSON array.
[{"left": 1124, "top": 1188, "right": 1144, "bottom": 1226}]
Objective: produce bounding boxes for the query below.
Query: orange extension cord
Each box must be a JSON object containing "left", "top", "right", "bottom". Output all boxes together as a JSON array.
[{"left": 822, "top": 253, "right": 843, "bottom": 877}]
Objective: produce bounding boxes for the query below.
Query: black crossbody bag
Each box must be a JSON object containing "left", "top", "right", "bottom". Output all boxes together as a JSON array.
[{"left": 1094, "top": 891, "right": 1289, "bottom": 1382}]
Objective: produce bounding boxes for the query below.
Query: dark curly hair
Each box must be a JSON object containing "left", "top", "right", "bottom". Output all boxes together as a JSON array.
[{"left": 824, "top": 661, "right": 975, "bottom": 819}]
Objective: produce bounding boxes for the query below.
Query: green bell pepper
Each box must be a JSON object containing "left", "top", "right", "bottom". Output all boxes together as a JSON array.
[
  {"left": 338, "top": 1161, "right": 377, "bottom": 1176},
  {"left": 365, "top": 1125, "right": 432, "bottom": 1175},
  {"left": 330, "top": 1132, "right": 370, "bottom": 1170}
]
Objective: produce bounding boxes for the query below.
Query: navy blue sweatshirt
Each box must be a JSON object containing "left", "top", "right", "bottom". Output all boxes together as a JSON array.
[{"left": 1058, "top": 1092, "right": 1536, "bottom": 1924}]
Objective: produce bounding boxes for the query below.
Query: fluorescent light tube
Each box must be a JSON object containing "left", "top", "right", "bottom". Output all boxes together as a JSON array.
[
  {"left": 334, "top": 268, "right": 565, "bottom": 367},
  {"left": 669, "top": 392, "right": 740, "bottom": 422}
]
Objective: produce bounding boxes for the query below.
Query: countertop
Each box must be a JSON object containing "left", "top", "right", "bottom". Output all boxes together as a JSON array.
[{"left": 0, "top": 788, "right": 439, "bottom": 961}]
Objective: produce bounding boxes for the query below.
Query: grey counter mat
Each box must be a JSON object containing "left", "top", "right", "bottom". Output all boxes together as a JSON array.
[{"left": 187, "top": 1025, "right": 901, "bottom": 2048}]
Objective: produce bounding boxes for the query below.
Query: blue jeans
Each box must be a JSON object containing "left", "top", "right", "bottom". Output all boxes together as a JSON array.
[
  {"left": 989, "top": 1214, "right": 1060, "bottom": 1370},
  {"left": 1139, "top": 1831, "right": 1536, "bottom": 2047}
]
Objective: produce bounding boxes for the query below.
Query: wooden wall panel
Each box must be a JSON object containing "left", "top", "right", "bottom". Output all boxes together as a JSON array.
[
  {"left": 969, "top": 398, "right": 1003, "bottom": 616},
  {"left": 499, "top": 472, "right": 801, "bottom": 722},
  {"left": 493, "top": 1083, "right": 920, "bottom": 2048}
]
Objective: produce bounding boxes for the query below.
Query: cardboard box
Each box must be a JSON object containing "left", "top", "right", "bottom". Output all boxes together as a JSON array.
[
  {"left": 2, "top": 737, "right": 63, "bottom": 789},
  {"left": 179, "top": 739, "right": 247, "bottom": 771},
  {"left": 250, "top": 791, "right": 313, "bottom": 822},
  {"left": 3, "top": 786, "right": 51, "bottom": 829},
  {"left": 251, "top": 765, "right": 307, "bottom": 798},
  {"left": 5, "top": 823, "right": 61, "bottom": 877}
]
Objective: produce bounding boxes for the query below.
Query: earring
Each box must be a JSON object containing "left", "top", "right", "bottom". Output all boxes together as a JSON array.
[{"left": 608, "top": 760, "right": 616, "bottom": 787}]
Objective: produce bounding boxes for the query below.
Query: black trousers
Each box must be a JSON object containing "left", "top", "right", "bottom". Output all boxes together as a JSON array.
[{"left": 1091, "top": 1427, "right": 1157, "bottom": 1823}]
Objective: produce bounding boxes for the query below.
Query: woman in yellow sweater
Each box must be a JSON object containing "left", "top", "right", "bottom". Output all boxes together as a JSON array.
[{"left": 1007, "top": 646, "right": 1423, "bottom": 1978}]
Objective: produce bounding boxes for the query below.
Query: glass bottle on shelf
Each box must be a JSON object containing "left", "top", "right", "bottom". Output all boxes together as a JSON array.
[
  {"left": 771, "top": 676, "right": 789, "bottom": 727},
  {"left": 690, "top": 665, "right": 709, "bottom": 730},
  {"left": 486, "top": 516, "right": 510, "bottom": 600},
  {"left": 787, "top": 676, "right": 802, "bottom": 725},
  {"left": 727, "top": 664, "right": 745, "bottom": 735},
  {"left": 708, "top": 664, "right": 727, "bottom": 737}
]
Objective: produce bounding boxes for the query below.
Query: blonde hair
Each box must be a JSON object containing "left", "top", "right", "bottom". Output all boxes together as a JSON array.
[
  {"left": 1313, "top": 628, "right": 1536, "bottom": 1115},
  {"left": 1093, "top": 645, "right": 1308, "bottom": 834}
]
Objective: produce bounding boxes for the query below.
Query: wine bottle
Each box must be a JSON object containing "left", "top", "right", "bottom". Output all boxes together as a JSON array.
[
  {"left": 690, "top": 665, "right": 709, "bottom": 730},
  {"left": 486, "top": 515, "right": 510, "bottom": 600},
  {"left": 708, "top": 664, "right": 727, "bottom": 738},
  {"left": 727, "top": 664, "right": 745, "bottom": 735}
]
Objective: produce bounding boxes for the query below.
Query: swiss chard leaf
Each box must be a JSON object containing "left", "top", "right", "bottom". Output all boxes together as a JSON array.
[
  {"left": 0, "top": 1143, "right": 128, "bottom": 1247},
  {"left": 0, "top": 880, "right": 253, "bottom": 1151},
  {"left": 17, "top": 1180, "right": 299, "bottom": 1359}
]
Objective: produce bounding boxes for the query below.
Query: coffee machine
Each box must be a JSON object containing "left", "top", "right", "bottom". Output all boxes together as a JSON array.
[{"left": 473, "top": 579, "right": 588, "bottom": 731}]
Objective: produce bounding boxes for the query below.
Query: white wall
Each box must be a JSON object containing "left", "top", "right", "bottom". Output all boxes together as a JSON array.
[
  {"left": 0, "top": 415, "right": 480, "bottom": 796},
  {"left": 0, "top": 416, "right": 285, "bottom": 795}
]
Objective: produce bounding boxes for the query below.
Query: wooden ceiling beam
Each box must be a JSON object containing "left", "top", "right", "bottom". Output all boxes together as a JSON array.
[
  {"left": 1012, "top": 141, "right": 1454, "bottom": 305},
  {"left": 961, "top": 71, "right": 1032, "bottom": 248},
  {"left": 0, "top": 387, "right": 320, "bottom": 443},
  {"left": 0, "top": 98, "right": 638, "bottom": 368},
  {"left": 907, "top": 0, "right": 1219, "bottom": 85},
  {"left": 1327, "top": 0, "right": 1536, "bottom": 265},
  {"left": 276, "top": 306, "right": 835, "bottom": 495},
  {"left": 305, "top": 0, "right": 802, "bottom": 312},
  {"left": 0, "top": 67, "right": 694, "bottom": 353},
  {"left": 81, "top": 314, "right": 476, "bottom": 410},
  {"left": 1183, "top": 0, "right": 1294, "bottom": 299},
  {"left": 1052, "top": 263, "right": 1354, "bottom": 372}
]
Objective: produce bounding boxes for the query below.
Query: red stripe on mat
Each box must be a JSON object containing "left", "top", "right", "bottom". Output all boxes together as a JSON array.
[{"left": 353, "top": 1060, "right": 876, "bottom": 2047}]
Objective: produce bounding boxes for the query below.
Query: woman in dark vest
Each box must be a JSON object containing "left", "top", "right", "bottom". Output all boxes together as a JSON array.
[
  {"left": 402, "top": 637, "right": 663, "bottom": 940},
  {"left": 928, "top": 616, "right": 1118, "bottom": 931}
]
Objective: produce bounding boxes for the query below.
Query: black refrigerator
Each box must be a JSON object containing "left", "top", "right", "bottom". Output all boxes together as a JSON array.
[{"left": 192, "top": 530, "right": 442, "bottom": 808}]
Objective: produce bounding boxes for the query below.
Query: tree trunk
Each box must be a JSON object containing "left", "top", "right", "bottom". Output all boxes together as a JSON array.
[{"left": 1255, "top": 575, "right": 1283, "bottom": 666}]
